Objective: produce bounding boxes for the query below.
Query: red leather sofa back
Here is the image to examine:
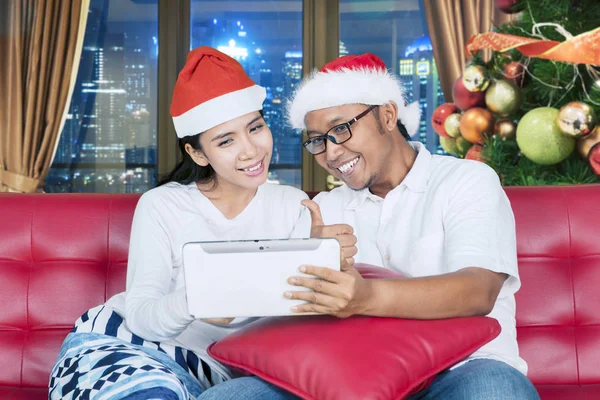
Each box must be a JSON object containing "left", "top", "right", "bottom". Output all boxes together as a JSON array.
[
  {"left": 508, "top": 186, "right": 600, "bottom": 398},
  {"left": 0, "top": 194, "right": 138, "bottom": 392},
  {"left": 0, "top": 185, "right": 599, "bottom": 395}
]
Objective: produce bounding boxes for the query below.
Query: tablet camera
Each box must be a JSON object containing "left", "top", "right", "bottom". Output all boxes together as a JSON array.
[{"left": 259, "top": 246, "right": 265, "bottom": 250}]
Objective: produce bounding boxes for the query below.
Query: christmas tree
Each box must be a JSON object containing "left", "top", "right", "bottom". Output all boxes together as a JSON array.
[{"left": 432, "top": 0, "right": 600, "bottom": 186}]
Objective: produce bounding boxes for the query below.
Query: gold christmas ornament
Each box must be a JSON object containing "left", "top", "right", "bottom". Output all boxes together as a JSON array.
[
  {"left": 495, "top": 119, "right": 517, "bottom": 140},
  {"left": 326, "top": 174, "right": 344, "bottom": 190},
  {"left": 557, "top": 101, "right": 597, "bottom": 138},
  {"left": 459, "top": 107, "right": 494, "bottom": 144},
  {"left": 485, "top": 80, "right": 522, "bottom": 117},
  {"left": 462, "top": 65, "right": 491, "bottom": 92},
  {"left": 577, "top": 125, "right": 600, "bottom": 159},
  {"left": 444, "top": 113, "right": 462, "bottom": 138}
]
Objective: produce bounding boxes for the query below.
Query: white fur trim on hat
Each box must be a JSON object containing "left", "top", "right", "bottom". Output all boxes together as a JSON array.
[
  {"left": 287, "top": 68, "right": 421, "bottom": 135},
  {"left": 172, "top": 85, "right": 266, "bottom": 138}
]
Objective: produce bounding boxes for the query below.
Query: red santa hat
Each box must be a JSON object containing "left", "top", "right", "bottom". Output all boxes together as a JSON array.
[
  {"left": 171, "top": 46, "right": 266, "bottom": 138},
  {"left": 287, "top": 53, "right": 421, "bottom": 135}
]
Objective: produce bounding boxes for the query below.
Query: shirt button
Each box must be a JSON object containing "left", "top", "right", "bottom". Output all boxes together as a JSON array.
[{"left": 385, "top": 254, "right": 390, "bottom": 261}]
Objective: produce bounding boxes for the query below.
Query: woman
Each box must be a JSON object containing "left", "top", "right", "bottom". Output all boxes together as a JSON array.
[{"left": 49, "top": 46, "right": 356, "bottom": 400}]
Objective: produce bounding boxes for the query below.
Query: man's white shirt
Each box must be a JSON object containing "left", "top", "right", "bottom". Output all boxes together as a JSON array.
[{"left": 294, "top": 141, "right": 528, "bottom": 375}]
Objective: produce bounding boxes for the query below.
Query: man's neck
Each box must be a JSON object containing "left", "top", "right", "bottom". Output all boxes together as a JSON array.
[{"left": 368, "top": 139, "right": 417, "bottom": 198}]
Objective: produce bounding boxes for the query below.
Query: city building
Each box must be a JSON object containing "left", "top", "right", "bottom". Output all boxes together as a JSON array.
[{"left": 398, "top": 35, "right": 446, "bottom": 154}]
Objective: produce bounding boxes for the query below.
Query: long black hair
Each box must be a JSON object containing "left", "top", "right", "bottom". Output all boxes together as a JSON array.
[{"left": 157, "top": 133, "right": 216, "bottom": 187}]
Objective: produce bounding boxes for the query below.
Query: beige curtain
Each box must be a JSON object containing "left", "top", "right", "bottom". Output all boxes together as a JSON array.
[
  {"left": 0, "top": 0, "right": 90, "bottom": 193},
  {"left": 423, "top": 0, "right": 514, "bottom": 102}
]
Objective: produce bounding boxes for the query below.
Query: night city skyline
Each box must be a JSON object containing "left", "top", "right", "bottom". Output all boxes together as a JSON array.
[{"left": 46, "top": 0, "right": 443, "bottom": 193}]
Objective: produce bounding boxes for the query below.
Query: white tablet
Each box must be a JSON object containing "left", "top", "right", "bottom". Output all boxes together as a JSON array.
[{"left": 181, "top": 238, "right": 341, "bottom": 319}]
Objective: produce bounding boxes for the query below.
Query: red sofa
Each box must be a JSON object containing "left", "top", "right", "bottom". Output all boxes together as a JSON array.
[{"left": 0, "top": 185, "right": 599, "bottom": 399}]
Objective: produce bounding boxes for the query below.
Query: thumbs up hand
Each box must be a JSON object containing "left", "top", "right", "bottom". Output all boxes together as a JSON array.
[
  {"left": 301, "top": 199, "right": 357, "bottom": 270},
  {"left": 284, "top": 200, "right": 367, "bottom": 318}
]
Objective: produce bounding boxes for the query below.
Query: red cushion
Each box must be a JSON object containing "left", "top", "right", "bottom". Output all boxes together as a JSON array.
[
  {"left": 208, "top": 264, "right": 501, "bottom": 399},
  {"left": 0, "top": 387, "right": 48, "bottom": 400}
]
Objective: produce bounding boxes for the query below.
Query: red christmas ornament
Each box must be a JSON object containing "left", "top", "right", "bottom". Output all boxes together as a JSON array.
[
  {"left": 577, "top": 126, "right": 600, "bottom": 175},
  {"left": 504, "top": 61, "right": 528, "bottom": 87},
  {"left": 465, "top": 144, "right": 486, "bottom": 162},
  {"left": 496, "top": 0, "right": 523, "bottom": 14},
  {"left": 432, "top": 103, "right": 459, "bottom": 137},
  {"left": 452, "top": 76, "right": 486, "bottom": 111},
  {"left": 590, "top": 145, "right": 600, "bottom": 175}
]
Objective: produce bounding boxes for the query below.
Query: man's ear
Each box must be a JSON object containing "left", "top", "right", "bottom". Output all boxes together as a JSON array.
[
  {"left": 380, "top": 102, "right": 399, "bottom": 132},
  {"left": 185, "top": 143, "right": 209, "bottom": 167}
]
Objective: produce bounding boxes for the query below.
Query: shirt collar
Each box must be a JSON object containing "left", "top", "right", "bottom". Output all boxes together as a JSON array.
[
  {"left": 401, "top": 141, "right": 431, "bottom": 193},
  {"left": 345, "top": 141, "right": 431, "bottom": 210},
  {"left": 185, "top": 181, "right": 199, "bottom": 191},
  {"left": 345, "top": 186, "right": 381, "bottom": 210}
]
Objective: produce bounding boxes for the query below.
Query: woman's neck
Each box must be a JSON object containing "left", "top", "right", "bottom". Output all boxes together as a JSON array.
[{"left": 197, "top": 179, "right": 258, "bottom": 220}]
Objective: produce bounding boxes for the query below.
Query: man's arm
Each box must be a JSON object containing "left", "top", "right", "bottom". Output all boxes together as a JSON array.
[
  {"left": 286, "top": 264, "right": 506, "bottom": 319},
  {"left": 362, "top": 267, "right": 507, "bottom": 319}
]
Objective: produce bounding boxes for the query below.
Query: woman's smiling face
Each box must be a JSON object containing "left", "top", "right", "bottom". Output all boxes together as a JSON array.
[{"left": 187, "top": 111, "right": 273, "bottom": 191}]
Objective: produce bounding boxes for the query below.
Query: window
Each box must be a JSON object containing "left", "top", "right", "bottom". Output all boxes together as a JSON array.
[
  {"left": 190, "top": 0, "right": 303, "bottom": 187},
  {"left": 44, "top": 1, "right": 443, "bottom": 193},
  {"left": 45, "top": 0, "right": 158, "bottom": 193},
  {"left": 339, "top": 0, "right": 445, "bottom": 155}
]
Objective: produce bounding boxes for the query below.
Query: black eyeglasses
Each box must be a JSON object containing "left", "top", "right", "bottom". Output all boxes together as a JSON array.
[{"left": 302, "top": 105, "right": 377, "bottom": 155}]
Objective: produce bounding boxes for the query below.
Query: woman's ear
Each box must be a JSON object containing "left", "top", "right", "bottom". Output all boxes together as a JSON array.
[
  {"left": 185, "top": 143, "right": 209, "bottom": 167},
  {"left": 380, "top": 102, "right": 399, "bottom": 132}
]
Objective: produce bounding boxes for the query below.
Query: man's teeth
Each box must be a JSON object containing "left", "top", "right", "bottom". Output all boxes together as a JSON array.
[
  {"left": 337, "top": 157, "right": 359, "bottom": 173},
  {"left": 244, "top": 162, "right": 262, "bottom": 172}
]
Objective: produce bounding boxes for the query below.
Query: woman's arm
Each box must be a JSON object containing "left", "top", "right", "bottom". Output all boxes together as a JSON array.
[{"left": 125, "top": 193, "right": 195, "bottom": 341}]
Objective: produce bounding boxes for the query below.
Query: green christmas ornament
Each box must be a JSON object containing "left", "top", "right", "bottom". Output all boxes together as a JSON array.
[
  {"left": 440, "top": 137, "right": 459, "bottom": 156},
  {"left": 485, "top": 80, "right": 522, "bottom": 117},
  {"left": 444, "top": 113, "right": 462, "bottom": 138},
  {"left": 456, "top": 135, "right": 473, "bottom": 157},
  {"left": 516, "top": 107, "right": 576, "bottom": 165}
]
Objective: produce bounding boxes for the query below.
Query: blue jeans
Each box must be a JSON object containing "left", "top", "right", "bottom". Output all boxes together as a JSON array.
[
  {"left": 199, "top": 359, "right": 539, "bottom": 400},
  {"left": 408, "top": 359, "right": 540, "bottom": 400},
  {"left": 199, "top": 376, "right": 299, "bottom": 399}
]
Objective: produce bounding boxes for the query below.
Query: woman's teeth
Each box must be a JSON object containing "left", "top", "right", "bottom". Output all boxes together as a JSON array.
[
  {"left": 243, "top": 162, "right": 262, "bottom": 172},
  {"left": 337, "top": 157, "right": 359, "bottom": 173}
]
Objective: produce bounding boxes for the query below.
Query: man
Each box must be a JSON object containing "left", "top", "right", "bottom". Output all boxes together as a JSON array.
[{"left": 284, "top": 53, "right": 540, "bottom": 399}]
